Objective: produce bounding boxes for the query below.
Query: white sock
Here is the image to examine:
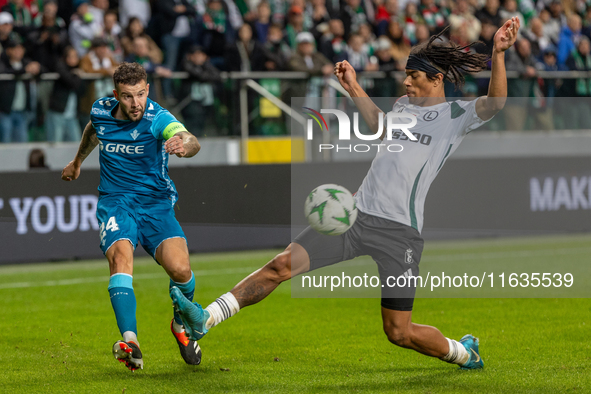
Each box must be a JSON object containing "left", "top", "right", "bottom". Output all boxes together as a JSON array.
[
  {"left": 441, "top": 338, "right": 469, "bottom": 365},
  {"left": 205, "top": 292, "right": 240, "bottom": 330},
  {"left": 172, "top": 319, "right": 184, "bottom": 334},
  {"left": 122, "top": 331, "right": 139, "bottom": 347}
]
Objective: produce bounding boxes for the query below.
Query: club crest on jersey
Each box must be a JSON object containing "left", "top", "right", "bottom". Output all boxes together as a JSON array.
[
  {"left": 423, "top": 111, "right": 438, "bottom": 121},
  {"left": 130, "top": 129, "right": 140, "bottom": 140},
  {"left": 405, "top": 248, "right": 414, "bottom": 264},
  {"left": 97, "top": 126, "right": 105, "bottom": 135}
]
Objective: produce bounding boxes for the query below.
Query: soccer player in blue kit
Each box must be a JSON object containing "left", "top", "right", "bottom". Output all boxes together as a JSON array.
[{"left": 61, "top": 63, "right": 201, "bottom": 371}]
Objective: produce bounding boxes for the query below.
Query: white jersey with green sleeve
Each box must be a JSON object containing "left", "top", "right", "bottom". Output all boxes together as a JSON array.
[{"left": 354, "top": 97, "right": 491, "bottom": 233}]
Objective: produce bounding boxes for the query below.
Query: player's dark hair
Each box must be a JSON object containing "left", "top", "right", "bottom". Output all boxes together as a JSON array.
[
  {"left": 410, "top": 26, "right": 488, "bottom": 89},
  {"left": 113, "top": 62, "right": 148, "bottom": 89}
]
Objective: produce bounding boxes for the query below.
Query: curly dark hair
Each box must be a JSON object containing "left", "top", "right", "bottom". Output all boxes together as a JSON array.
[
  {"left": 410, "top": 26, "right": 489, "bottom": 89},
  {"left": 113, "top": 62, "right": 147, "bottom": 89}
]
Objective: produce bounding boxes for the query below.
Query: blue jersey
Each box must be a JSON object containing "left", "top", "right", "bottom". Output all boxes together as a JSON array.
[{"left": 90, "top": 97, "right": 185, "bottom": 202}]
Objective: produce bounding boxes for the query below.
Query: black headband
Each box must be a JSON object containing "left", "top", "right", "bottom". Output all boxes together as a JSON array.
[{"left": 406, "top": 55, "right": 446, "bottom": 77}]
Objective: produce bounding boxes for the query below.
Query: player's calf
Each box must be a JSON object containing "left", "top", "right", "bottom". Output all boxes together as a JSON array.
[
  {"left": 262, "top": 251, "right": 292, "bottom": 284},
  {"left": 384, "top": 327, "right": 413, "bottom": 349}
]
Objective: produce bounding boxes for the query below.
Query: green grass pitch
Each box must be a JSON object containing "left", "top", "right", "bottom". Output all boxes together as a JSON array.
[{"left": 1, "top": 234, "right": 590, "bottom": 393}]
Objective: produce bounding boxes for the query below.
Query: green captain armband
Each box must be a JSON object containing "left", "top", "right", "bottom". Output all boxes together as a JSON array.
[{"left": 162, "top": 122, "right": 188, "bottom": 140}]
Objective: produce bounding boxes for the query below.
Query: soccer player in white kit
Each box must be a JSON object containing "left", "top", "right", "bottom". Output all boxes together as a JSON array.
[{"left": 171, "top": 19, "right": 520, "bottom": 369}]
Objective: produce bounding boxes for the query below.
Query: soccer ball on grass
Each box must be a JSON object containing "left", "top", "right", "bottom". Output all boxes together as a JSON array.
[{"left": 304, "top": 184, "right": 358, "bottom": 236}]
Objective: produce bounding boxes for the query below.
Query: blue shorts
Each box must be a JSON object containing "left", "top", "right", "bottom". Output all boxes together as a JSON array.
[{"left": 96, "top": 193, "right": 187, "bottom": 260}]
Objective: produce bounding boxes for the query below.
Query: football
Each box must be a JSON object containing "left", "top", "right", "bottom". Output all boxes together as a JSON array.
[{"left": 304, "top": 184, "right": 358, "bottom": 235}]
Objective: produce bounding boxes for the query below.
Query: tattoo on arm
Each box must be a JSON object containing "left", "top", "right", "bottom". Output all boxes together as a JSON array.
[
  {"left": 179, "top": 131, "right": 201, "bottom": 158},
  {"left": 75, "top": 122, "right": 99, "bottom": 164}
]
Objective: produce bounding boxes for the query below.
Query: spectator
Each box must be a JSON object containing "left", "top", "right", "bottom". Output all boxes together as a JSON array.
[
  {"left": 375, "top": 36, "right": 396, "bottom": 71},
  {"left": 582, "top": 6, "right": 591, "bottom": 40},
  {"left": 120, "top": 16, "right": 162, "bottom": 63},
  {"left": 181, "top": 45, "right": 221, "bottom": 136},
  {"left": 476, "top": 0, "right": 502, "bottom": 28},
  {"left": 474, "top": 18, "right": 497, "bottom": 58},
  {"left": 533, "top": 45, "right": 566, "bottom": 129},
  {"left": 284, "top": 5, "right": 305, "bottom": 49},
  {"left": 384, "top": 20, "right": 410, "bottom": 70},
  {"left": 524, "top": 16, "right": 552, "bottom": 59},
  {"left": 220, "top": 0, "right": 244, "bottom": 33},
  {"left": 119, "top": 0, "right": 151, "bottom": 29},
  {"left": 151, "top": 0, "right": 196, "bottom": 73},
  {"left": 539, "top": 1, "right": 564, "bottom": 43},
  {"left": 79, "top": 37, "right": 118, "bottom": 113},
  {"left": 564, "top": 37, "right": 591, "bottom": 128},
  {"left": 46, "top": 46, "right": 85, "bottom": 142},
  {"left": 375, "top": 0, "right": 399, "bottom": 37},
  {"left": 504, "top": 38, "right": 538, "bottom": 130},
  {"left": 415, "top": 23, "right": 430, "bottom": 44},
  {"left": 68, "top": 0, "right": 102, "bottom": 57},
  {"left": 538, "top": 9, "right": 559, "bottom": 44},
  {"left": 101, "top": 10, "right": 123, "bottom": 62},
  {"left": 557, "top": 13, "right": 582, "bottom": 65},
  {"left": 0, "top": 11, "right": 21, "bottom": 49},
  {"left": 2, "top": 0, "right": 33, "bottom": 37},
  {"left": 346, "top": 32, "right": 378, "bottom": 71},
  {"left": 515, "top": 0, "right": 536, "bottom": 25},
  {"left": 26, "top": 0, "right": 68, "bottom": 70},
  {"left": 288, "top": 32, "right": 332, "bottom": 74},
  {"left": 449, "top": 20, "right": 471, "bottom": 47},
  {"left": 339, "top": 0, "right": 369, "bottom": 39},
  {"left": 199, "top": 0, "right": 230, "bottom": 68},
  {"left": 127, "top": 35, "right": 172, "bottom": 77},
  {"left": 307, "top": 0, "right": 330, "bottom": 39},
  {"left": 448, "top": 0, "right": 481, "bottom": 42},
  {"left": 29, "top": 148, "right": 48, "bottom": 169},
  {"left": 499, "top": 0, "right": 524, "bottom": 28},
  {"left": 402, "top": 2, "right": 422, "bottom": 44},
  {"left": 0, "top": 38, "right": 41, "bottom": 143},
  {"left": 319, "top": 18, "right": 347, "bottom": 63},
  {"left": 87, "top": 0, "right": 112, "bottom": 30},
  {"left": 288, "top": 31, "right": 332, "bottom": 97},
  {"left": 126, "top": 35, "right": 171, "bottom": 100},
  {"left": 252, "top": 1, "right": 271, "bottom": 43},
  {"left": 358, "top": 22, "right": 376, "bottom": 52},
  {"left": 225, "top": 23, "right": 267, "bottom": 71},
  {"left": 32, "top": 0, "right": 65, "bottom": 28},
  {"left": 419, "top": 0, "right": 446, "bottom": 34},
  {"left": 262, "top": 23, "right": 291, "bottom": 70}
]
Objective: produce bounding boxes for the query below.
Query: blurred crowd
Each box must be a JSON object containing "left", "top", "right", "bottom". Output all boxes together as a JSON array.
[{"left": 1, "top": 0, "right": 591, "bottom": 141}]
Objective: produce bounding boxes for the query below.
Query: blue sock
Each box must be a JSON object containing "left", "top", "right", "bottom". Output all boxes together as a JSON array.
[
  {"left": 170, "top": 272, "right": 195, "bottom": 325},
  {"left": 108, "top": 273, "right": 137, "bottom": 336}
]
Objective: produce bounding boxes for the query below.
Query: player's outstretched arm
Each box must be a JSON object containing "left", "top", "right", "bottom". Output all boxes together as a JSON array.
[
  {"left": 164, "top": 131, "right": 200, "bottom": 158},
  {"left": 334, "top": 60, "right": 387, "bottom": 140},
  {"left": 61, "top": 121, "right": 98, "bottom": 181},
  {"left": 476, "top": 17, "right": 520, "bottom": 121}
]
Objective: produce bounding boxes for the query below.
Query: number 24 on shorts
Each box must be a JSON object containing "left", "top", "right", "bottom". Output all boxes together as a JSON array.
[{"left": 100, "top": 216, "right": 120, "bottom": 245}]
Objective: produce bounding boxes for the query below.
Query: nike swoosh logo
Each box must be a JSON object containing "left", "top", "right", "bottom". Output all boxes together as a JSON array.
[{"left": 470, "top": 348, "right": 481, "bottom": 363}]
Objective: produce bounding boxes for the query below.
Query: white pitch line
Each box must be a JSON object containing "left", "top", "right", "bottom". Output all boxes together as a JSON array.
[
  {"left": 0, "top": 266, "right": 260, "bottom": 290},
  {"left": 422, "top": 246, "right": 591, "bottom": 263}
]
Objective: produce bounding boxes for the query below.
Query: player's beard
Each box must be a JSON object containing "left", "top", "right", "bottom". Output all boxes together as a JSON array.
[{"left": 123, "top": 105, "right": 144, "bottom": 122}]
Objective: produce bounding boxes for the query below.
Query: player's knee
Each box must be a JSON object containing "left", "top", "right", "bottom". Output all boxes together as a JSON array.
[
  {"left": 110, "top": 252, "right": 132, "bottom": 272},
  {"left": 265, "top": 253, "right": 292, "bottom": 283},
  {"left": 384, "top": 326, "right": 412, "bottom": 348},
  {"left": 168, "top": 262, "right": 192, "bottom": 283}
]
